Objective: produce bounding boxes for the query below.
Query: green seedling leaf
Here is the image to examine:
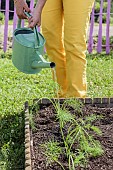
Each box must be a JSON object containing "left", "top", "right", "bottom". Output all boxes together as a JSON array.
[
  {"left": 84, "top": 123, "right": 91, "bottom": 130},
  {"left": 29, "top": 112, "right": 36, "bottom": 131},
  {"left": 91, "top": 125, "right": 102, "bottom": 135},
  {"left": 64, "top": 98, "right": 83, "bottom": 114},
  {"left": 74, "top": 152, "right": 86, "bottom": 166},
  {"left": 85, "top": 114, "right": 98, "bottom": 122},
  {"left": 85, "top": 144, "right": 104, "bottom": 157},
  {"left": 41, "top": 140, "right": 62, "bottom": 163},
  {"left": 57, "top": 109, "right": 74, "bottom": 127},
  {"left": 41, "top": 140, "right": 65, "bottom": 170}
]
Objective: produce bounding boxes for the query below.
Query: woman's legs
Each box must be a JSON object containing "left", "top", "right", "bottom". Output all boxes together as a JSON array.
[
  {"left": 42, "top": 0, "right": 94, "bottom": 98},
  {"left": 63, "top": 0, "right": 94, "bottom": 97},
  {"left": 41, "top": 0, "right": 67, "bottom": 97}
]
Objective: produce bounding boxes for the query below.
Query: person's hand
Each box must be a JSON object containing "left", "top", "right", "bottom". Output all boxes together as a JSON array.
[
  {"left": 28, "top": 0, "right": 47, "bottom": 28},
  {"left": 14, "top": 0, "right": 31, "bottom": 19},
  {"left": 28, "top": 9, "right": 41, "bottom": 28}
]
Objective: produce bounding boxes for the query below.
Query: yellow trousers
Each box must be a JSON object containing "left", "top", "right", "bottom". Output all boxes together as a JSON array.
[{"left": 42, "top": 0, "right": 94, "bottom": 98}]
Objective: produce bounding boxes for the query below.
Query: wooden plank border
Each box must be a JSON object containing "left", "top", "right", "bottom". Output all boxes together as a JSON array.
[
  {"left": 33, "top": 97, "right": 113, "bottom": 107},
  {"left": 24, "top": 101, "right": 32, "bottom": 170}
]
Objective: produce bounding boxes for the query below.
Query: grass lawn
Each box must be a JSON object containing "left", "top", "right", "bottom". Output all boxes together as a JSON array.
[
  {"left": 87, "top": 51, "right": 113, "bottom": 97},
  {"left": 0, "top": 49, "right": 113, "bottom": 169}
]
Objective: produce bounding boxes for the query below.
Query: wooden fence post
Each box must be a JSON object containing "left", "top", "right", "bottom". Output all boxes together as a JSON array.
[
  {"left": 3, "top": 0, "right": 9, "bottom": 52},
  {"left": 97, "top": 0, "right": 103, "bottom": 53},
  {"left": 0, "top": 0, "right": 1, "bottom": 9},
  {"left": 88, "top": 6, "right": 95, "bottom": 53},
  {"left": 13, "top": 7, "right": 18, "bottom": 31},
  {"left": 106, "top": 0, "right": 111, "bottom": 54}
]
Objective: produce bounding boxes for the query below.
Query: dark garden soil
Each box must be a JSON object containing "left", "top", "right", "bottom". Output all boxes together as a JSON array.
[{"left": 31, "top": 104, "right": 113, "bottom": 170}]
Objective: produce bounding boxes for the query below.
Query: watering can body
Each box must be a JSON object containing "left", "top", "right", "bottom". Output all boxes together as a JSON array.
[{"left": 12, "top": 15, "right": 55, "bottom": 74}]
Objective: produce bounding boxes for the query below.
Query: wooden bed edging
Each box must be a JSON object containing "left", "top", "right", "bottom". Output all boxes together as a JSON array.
[
  {"left": 25, "top": 101, "right": 32, "bottom": 170},
  {"left": 24, "top": 97, "right": 113, "bottom": 170},
  {"left": 33, "top": 97, "right": 113, "bottom": 107}
]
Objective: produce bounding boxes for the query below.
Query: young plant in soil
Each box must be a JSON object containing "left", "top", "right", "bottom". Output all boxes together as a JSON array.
[
  {"left": 29, "top": 103, "right": 40, "bottom": 130},
  {"left": 34, "top": 99, "right": 104, "bottom": 169},
  {"left": 40, "top": 140, "right": 65, "bottom": 170}
]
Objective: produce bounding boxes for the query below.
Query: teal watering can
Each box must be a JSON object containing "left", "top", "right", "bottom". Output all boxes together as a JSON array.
[{"left": 12, "top": 12, "right": 55, "bottom": 74}]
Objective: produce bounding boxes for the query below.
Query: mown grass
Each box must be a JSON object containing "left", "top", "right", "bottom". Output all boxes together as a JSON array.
[
  {"left": 87, "top": 51, "right": 113, "bottom": 97},
  {"left": 0, "top": 49, "right": 113, "bottom": 169}
]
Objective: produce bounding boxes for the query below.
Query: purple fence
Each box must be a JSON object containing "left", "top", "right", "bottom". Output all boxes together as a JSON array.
[
  {"left": 88, "top": 0, "right": 113, "bottom": 54},
  {"left": 0, "top": 0, "right": 113, "bottom": 54}
]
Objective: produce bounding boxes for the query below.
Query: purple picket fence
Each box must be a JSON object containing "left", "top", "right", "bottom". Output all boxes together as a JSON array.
[
  {"left": 88, "top": 0, "right": 113, "bottom": 54},
  {"left": 0, "top": 0, "right": 113, "bottom": 54}
]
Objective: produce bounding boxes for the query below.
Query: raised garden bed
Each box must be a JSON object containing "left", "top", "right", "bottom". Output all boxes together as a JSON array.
[{"left": 25, "top": 98, "right": 113, "bottom": 170}]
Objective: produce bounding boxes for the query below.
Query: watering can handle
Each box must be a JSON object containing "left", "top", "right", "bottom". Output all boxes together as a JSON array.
[
  {"left": 17, "top": 11, "right": 40, "bottom": 47},
  {"left": 24, "top": 11, "right": 40, "bottom": 47}
]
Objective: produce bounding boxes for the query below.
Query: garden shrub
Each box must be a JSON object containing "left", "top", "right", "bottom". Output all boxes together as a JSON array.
[{"left": 0, "top": 12, "right": 4, "bottom": 24}]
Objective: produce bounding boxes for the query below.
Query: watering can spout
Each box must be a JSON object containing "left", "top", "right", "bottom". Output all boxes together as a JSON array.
[
  {"left": 31, "top": 52, "right": 55, "bottom": 69},
  {"left": 31, "top": 60, "right": 55, "bottom": 69}
]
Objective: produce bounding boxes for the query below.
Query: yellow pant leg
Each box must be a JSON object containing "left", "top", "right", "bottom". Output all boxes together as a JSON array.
[
  {"left": 62, "top": 0, "right": 94, "bottom": 98},
  {"left": 42, "top": 0, "right": 94, "bottom": 98},
  {"left": 41, "top": 0, "right": 67, "bottom": 97}
]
